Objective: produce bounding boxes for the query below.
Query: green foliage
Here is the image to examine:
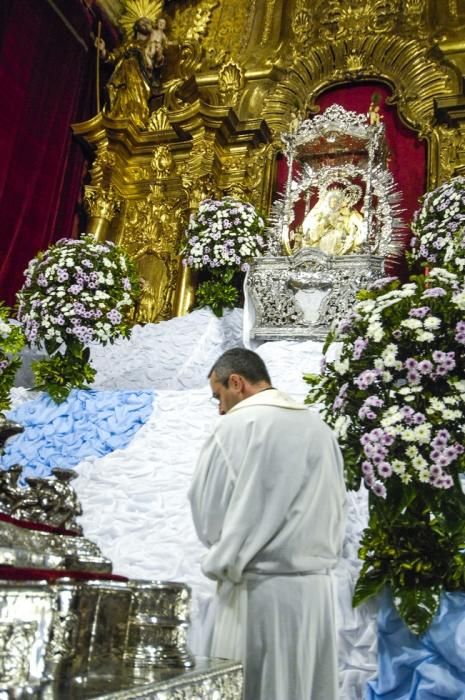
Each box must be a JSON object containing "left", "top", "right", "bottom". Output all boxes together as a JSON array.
[
  {"left": 32, "top": 342, "right": 96, "bottom": 404},
  {"left": 0, "top": 304, "right": 25, "bottom": 411},
  {"left": 194, "top": 269, "right": 239, "bottom": 317}
]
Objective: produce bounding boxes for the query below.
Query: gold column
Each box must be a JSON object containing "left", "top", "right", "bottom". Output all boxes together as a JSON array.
[{"left": 83, "top": 185, "right": 121, "bottom": 242}]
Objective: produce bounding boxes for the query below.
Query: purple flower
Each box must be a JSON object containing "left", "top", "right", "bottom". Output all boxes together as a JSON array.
[
  {"left": 353, "top": 336, "right": 369, "bottom": 360},
  {"left": 432, "top": 350, "right": 446, "bottom": 363},
  {"left": 107, "top": 309, "right": 122, "bottom": 325},
  {"left": 56, "top": 268, "right": 69, "bottom": 282},
  {"left": 354, "top": 369, "right": 380, "bottom": 390},
  {"left": 455, "top": 321, "right": 465, "bottom": 344},
  {"left": 377, "top": 462, "right": 392, "bottom": 478},
  {"left": 372, "top": 481, "right": 387, "bottom": 498},
  {"left": 417, "top": 360, "right": 433, "bottom": 375},
  {"left": 69, "top": 284, "right": 82, "bottom": 295},
  {"left": 361, "top": 461, "right": 374, "bottom": 476},
  {"left": 368, "top": 276, "right": 398, "bottom": 290},
  {"left": 404, "top": 357, "right": 418, "bottom": 370},
  {"left": 422, "top": 287, "right": 446, "bottom": 298},
  {"left": 401, "top": 406, "right": 415, "bottom": 421},
  {"left": 407, "top": 369, "right": 421, "bottom": 384},
  {"left": 442, "top": 475, "right": 454, "bottom": 489},
  {"left": 409, "top": 306, "right": 430, "bottom": 319}
]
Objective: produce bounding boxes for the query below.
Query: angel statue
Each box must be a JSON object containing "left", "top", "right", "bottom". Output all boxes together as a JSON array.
[
  {"left": 95, "top": 1, "right": 173, "bottom": 127},
  {"left": 301, "top": 184, "right": 367, "bottom": 256}
]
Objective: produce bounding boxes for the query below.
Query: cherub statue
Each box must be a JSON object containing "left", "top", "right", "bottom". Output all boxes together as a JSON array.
[{"left": 302, "top": 185, "right": 367, "bottom": 256}]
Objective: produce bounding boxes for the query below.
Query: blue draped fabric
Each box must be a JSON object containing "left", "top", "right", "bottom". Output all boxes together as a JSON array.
[
  {"left": 366, "top": 588, "right": 465, "bottom": 699},
  {"left": 0, "top": 389, "right": 155, "bottom": 482}
]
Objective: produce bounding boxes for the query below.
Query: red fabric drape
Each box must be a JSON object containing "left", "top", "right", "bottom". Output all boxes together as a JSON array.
[
  {"left": 0, "top": 0, "right": 116, "bottom": 306},
  {"left": 0, "top": 511, "right": 80, "bottom": 537},
  {"left": 276, "top": 81, "right": 426, "bottom": 277}
]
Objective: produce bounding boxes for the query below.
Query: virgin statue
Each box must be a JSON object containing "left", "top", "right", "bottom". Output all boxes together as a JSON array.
[
  {"left": 301, "top": 185, "right": 367, "bottom": 256},
  {"left": 96, "top": 17, "right": 165, "bottom": 127}
]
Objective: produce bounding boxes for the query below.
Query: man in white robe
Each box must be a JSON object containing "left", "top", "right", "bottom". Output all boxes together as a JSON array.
[{"left": 189, "top": 348, "right": 346, "bottom": 700}]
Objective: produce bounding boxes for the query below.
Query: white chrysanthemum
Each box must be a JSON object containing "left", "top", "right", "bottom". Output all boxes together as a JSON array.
[
  {"left": 401, "top": 318, "right": 422, "bottom": 330},
  {"left": 424, "top": 316, "right": 441, "bottom": 330},
  {"left": 333, "top": 358, "right": 350, "bottom": 375},
  {"left": 413, "top": 423, "right": 432, "bottom": 443},
  {"left": 416, "top": 330, "right": 435, "bottom": 343}
]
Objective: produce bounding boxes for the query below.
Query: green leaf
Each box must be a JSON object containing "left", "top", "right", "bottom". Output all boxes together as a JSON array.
[
  {"left": 391, "top": 585, "right": 441, "bottom": 636},
  {"left": 353, "top": 570, "right": 387, "bottom": 607}
]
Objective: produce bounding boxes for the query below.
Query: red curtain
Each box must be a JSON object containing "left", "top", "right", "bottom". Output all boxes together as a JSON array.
[
  {"left": 276, "top": 81, "right": 426, "bottom": 277},
  {"left": 0, "top": 0, "right": 116, "bottom": 306}
]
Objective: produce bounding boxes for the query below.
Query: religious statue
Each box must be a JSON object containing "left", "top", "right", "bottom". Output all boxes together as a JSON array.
[
  {"left": 368, "top": 92, "right": 384, "bottom": 125},
  {"left": 135, "top": 277, "right": 158, "bottom": 323},
  {"left": 301, "top": 185, "right": 368, "bottom": 256},
  {"left": 96, "top": 16, "right": 167, "bottom": 127}
]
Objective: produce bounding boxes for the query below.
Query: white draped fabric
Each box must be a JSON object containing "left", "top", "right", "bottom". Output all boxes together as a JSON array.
[
  {"left": 11, "top": 308, "right": 377, "bottom": 698},
  {"left": 189, "top": 389, "right": 346, "bottom": 699}
]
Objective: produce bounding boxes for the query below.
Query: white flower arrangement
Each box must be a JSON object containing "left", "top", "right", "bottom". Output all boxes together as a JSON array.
[
  {"left": 182, "top": 197, "right": 265, "bottom": 272},
  {"left": 310, "top": 271, "right": 465, "bottom": 498},
  {"left": 181, "top": 197, "right": 266, "bottom": 316},
  {"left": 16, "top": 234, "right": 140, "bottom": 401},
  {"left": 410, "top": 175, "right": 465, "bottom": 269},
  {"left": 305, "top": 177, "right": 465, "bottom": 635}
]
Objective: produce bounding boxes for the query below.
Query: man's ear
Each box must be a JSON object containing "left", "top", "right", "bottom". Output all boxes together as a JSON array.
[{"left": 228, "top": 373, "right": 244, "bottom": 392}]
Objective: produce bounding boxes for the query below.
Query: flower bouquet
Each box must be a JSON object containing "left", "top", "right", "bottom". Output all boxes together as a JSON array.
[
  {"left": 182, "top": 197, "right": 265, "bottom": 316},
  {"left": 305, "top": 179, "right": 465, "bottom": 635},
  {"left": 17, "top": 234, "right": 140, "bottom": 402},
  {"left": 410, "top": 175, "right": 465, "bottom": 271},
  {"left": 0, "top": 305, "right": 25, "bottom": 412}
]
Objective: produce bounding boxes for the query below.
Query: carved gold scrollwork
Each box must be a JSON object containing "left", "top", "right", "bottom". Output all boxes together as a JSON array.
[
  {"left": 261, "top": 0, "right": 277, "bottom": 45},
  {"left": 89, "top": 145, "right": 116, "bottom": 188},
  {"left": 267, "top": 32, "right": 458, "bottom": 138},
  {"left": 436, "top": 124, "right": 465, "bottom": 183},
  {"left": 185, "top": 1, "right": 219, "bottom": 42},
  {"left": 148, "top": 106, "right": 174, "bottom": 132},
  {"left": 150, "top": 145, "right": 174, "bottom": 178},
  {"left": 83, "top": 185, "right": 120, "bottom": 221},
  {"left": 218, "top": 60, "right": 245, "bottom": 107}
]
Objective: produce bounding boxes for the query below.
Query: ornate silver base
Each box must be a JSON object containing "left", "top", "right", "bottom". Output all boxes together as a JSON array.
[
  {"left": 246, "top": 248, "right": 385, "bottom": 341},
  {"left": 0, "top": 579, "right": 196, "bottom": 695},
  {"left": 0, "top": 517, "right": 112, "bottom": 572}
]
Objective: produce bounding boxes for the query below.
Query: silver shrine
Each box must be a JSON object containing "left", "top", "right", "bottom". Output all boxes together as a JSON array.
[{"left": 246, "top": 104, "right": 404, "bottom": 342}]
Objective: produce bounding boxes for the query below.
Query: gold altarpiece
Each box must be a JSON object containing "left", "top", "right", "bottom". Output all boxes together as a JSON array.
[{"left": 73, "top": 0, "right": 465, "bottom": 323}]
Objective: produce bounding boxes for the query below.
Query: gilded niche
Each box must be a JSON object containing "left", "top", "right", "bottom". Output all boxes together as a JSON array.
[{"left": 121, "top": 146, "right": 186, "bottom": 323}]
